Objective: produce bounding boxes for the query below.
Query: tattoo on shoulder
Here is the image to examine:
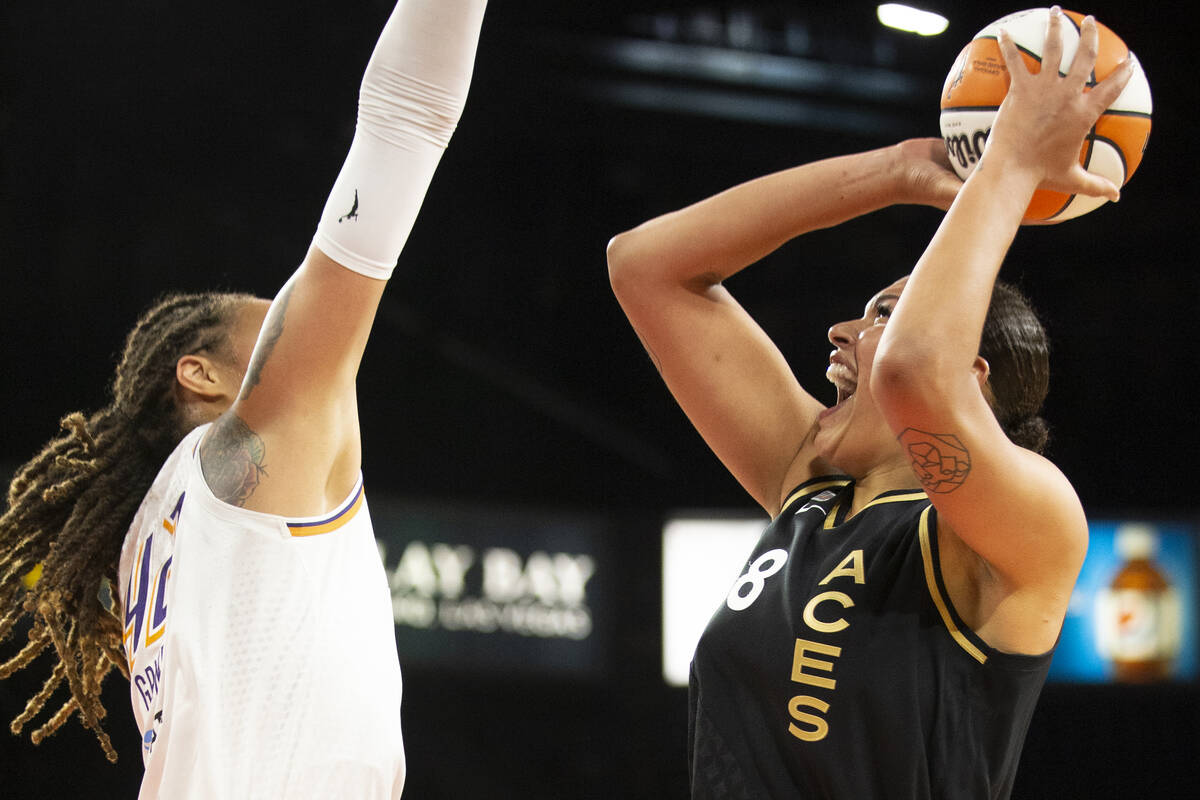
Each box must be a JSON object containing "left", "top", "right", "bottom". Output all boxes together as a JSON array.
[
  {"left": 240, "top": 282, "right": 295, "bottom": 400},
  {"left": 200, "top": 414, "right": 268, "bottom": 507},
  {"left": 898, "top": 428, "right": 971, "bottom": 494}
]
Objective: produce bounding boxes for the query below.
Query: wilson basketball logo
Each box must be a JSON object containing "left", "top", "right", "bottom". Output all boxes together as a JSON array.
[{"left": 944, "top": 128, "right": 991, "bottom": 171}]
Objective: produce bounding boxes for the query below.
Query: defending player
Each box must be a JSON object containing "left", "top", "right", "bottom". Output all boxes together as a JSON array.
[
  {"left": 0, "top": 1, "right": 487, "bottom": 797},
  {"left": 608, "top": 9, "right": 1131, "bottom": 797}
]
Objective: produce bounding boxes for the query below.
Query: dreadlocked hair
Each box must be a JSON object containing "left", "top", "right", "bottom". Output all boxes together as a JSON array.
[{"left": 0, "top": 291, "right": 255, "bottom": 762}]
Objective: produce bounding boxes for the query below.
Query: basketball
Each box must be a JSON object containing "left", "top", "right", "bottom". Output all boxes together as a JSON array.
[{"left": 939, "top": 8, "right": 1152, "bottom": 222}]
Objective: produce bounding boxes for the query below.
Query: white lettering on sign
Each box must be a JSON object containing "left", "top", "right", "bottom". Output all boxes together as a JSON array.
[
  {"left": 383, "top": 540, "right": 596, "bottom": 641},
  {"left": 482, "top": 548, "right": 595, "bottom": 605},
  {"left": 388, "top": 542, "right": 476, "bottom": 599}
]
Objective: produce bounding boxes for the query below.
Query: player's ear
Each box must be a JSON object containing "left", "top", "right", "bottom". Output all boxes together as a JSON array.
[
  {"left": 973, "top": 355, "right": 993, "bottom": 399},
  {"left": 176, "top": 354, "right": 231, "bottom": 400}
]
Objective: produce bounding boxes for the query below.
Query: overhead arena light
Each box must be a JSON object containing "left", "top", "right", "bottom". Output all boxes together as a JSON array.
[
  {"left": 877, "top": 4, "right": 949, "bottom": 36},
  {"left": 589, "top": 38, "right": 926, "bottom": 103}
]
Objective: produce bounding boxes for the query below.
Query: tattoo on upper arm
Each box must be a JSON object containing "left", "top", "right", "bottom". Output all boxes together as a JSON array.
[
  {"left": 200, "top": 414, "right": 268, "bottom": 507},
  {"left": 898, "top": 428, "right": 971, "bottom": 494},
  {"left": 240, "top": 282, "right": 295, "bottom": 400}
]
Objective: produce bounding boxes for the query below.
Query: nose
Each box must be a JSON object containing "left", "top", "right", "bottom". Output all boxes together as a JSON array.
[{"left": 827, "top": 319, "right": 859, "bottom": 348}]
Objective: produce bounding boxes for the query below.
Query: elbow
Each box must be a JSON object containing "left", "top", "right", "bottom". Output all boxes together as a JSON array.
[
  {"left": 870, "top": 341, "right": 949, "bottom": 417},
  {"left": 607, "top": 222, "right": 718, "bottom": 305},
  {"left": 605, "top": 230, "right": 630, "bottom": 285},
  {"left": 606, "top": 228, "right": 648, "bottom": 301}
]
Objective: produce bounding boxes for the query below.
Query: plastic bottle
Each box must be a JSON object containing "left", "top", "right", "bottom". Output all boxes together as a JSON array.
[{"left": 1095, "top": 524, "right": 1182, "bottom": 683}]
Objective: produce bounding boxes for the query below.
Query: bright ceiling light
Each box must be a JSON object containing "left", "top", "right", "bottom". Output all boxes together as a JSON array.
[{"left": 877, "top": 4, "right": 949, "bottom": 36}]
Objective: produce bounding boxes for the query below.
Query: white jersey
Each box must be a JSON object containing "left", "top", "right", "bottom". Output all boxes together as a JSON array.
[{"left": 118, "top": 425, "right": 404, "bottom": 799}]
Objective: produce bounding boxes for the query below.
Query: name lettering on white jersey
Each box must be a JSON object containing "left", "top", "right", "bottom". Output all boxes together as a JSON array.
[{"left": 123, "top": 492, "right": 182, "bottom": 669}]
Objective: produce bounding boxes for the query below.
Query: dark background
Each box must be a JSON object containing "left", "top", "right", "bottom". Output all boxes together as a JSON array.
[{"left": 2, "top": 1, "right": 1196, "bottom": 797}]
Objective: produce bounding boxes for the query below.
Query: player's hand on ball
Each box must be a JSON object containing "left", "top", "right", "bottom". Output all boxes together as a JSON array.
[
  {"left": 893, "top": 137, "right": 962, "bottom": 211},
  {"left": 990, "top": 7, "right": 1133, "bottom": 201}
]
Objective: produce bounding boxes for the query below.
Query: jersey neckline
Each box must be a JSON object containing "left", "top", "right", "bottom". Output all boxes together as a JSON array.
[{"left": 780, "top": 475, "right": 927, "bottom": 522}]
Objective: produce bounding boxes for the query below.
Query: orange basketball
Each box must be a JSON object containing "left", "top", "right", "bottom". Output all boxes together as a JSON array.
[{"left": 939, "top": 8, "right": 1152, "bottom": 222}]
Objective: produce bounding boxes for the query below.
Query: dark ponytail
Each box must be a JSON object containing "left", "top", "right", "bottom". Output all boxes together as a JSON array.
[{"left": 980, "top": 281, "right": 1051, "bottom": 454}]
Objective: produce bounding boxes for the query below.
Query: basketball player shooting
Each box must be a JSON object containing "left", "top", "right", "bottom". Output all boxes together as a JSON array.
[
  {"left": 609, "top": 8, "right": 1132, "bottom": 797},
  {"left": 0, "top": 1, "right": 487, "bottom": 797}
]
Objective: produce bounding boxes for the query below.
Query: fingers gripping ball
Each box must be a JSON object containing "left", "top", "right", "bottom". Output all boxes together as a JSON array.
[{"left": 939, "top": 8, "right": 1152, "bottom": 221}]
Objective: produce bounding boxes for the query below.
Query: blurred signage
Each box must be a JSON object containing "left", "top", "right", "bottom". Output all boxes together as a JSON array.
[
  {"left": 1051, "top": 519, "right": 1198, "bottom": 683},
  {"left": 370, "top": 500, "right": 610, "bottom": 677}
]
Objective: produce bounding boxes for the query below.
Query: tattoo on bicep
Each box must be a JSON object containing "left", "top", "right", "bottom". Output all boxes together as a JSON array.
[
  {"left": 240, "top": 282, "right": 296, "bottom": 400},
  {"left": 200, "top": 414, "right": 268, "bottom": 507},
  {"left": 898, "top": 428, "right": 971, "bottom": 494}
]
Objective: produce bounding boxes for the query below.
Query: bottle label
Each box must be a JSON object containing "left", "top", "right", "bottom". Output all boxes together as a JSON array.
[{"left": 1094, "top": 588, "right": 1182, "bottom": 663}]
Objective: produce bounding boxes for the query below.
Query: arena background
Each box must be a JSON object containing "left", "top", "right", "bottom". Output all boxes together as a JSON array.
[{"left": 2, "top": 1, "right": 1196, "bottom": 797}]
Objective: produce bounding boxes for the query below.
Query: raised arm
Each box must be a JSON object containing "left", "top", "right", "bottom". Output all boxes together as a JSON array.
[
  {"left": 200, "top": 0, "right": 487, "bottom": 515},
  {"left": 607, "top": 142, "right": 960, "bottom": 514},
  {"left": 873, "top": 11, "right": 1133, "bottom": 646}
]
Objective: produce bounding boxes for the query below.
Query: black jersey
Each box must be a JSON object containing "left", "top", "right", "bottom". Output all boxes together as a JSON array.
[{"left": 688, "top": 476, "right": 1053, "bottom": 800}]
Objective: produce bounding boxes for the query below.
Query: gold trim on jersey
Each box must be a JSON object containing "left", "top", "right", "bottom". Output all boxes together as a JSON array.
[
  {"left": 779, "top": 479, "right": 853, "bottom": 516},
  {"left": 862, "top": 491, "right": 927, "bottom": 509},
  {"left": 286, "top": 485, "right": 365, "bottom": 537},
  {"left": 820, "top": 490, "right": 928, "bottom": 530},
  {"left": 919, "top": 506, "right": 988, "bottom": 665}
]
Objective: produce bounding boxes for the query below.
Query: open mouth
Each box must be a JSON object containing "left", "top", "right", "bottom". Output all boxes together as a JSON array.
[{"left": 826, "top": 362, "right": 858, "bottom": 406}]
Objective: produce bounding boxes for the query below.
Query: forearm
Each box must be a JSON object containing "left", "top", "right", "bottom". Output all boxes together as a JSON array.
[
  {"left": 608, "top": 145, "right": 908, "bottom": 289},
  {"left": 314, "top": 0, "right": 487, "bottom": 279},
  {"left": 881, "top": 152, "right": 1039, "bottom": 370},
  {"left": 224, "top": 1, "right": 488, "bottom": 507}
]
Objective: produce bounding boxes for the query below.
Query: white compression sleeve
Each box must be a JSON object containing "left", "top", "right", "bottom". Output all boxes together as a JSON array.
[{"left": 313, "top": 0, "right": 487, "bottom": 279}]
